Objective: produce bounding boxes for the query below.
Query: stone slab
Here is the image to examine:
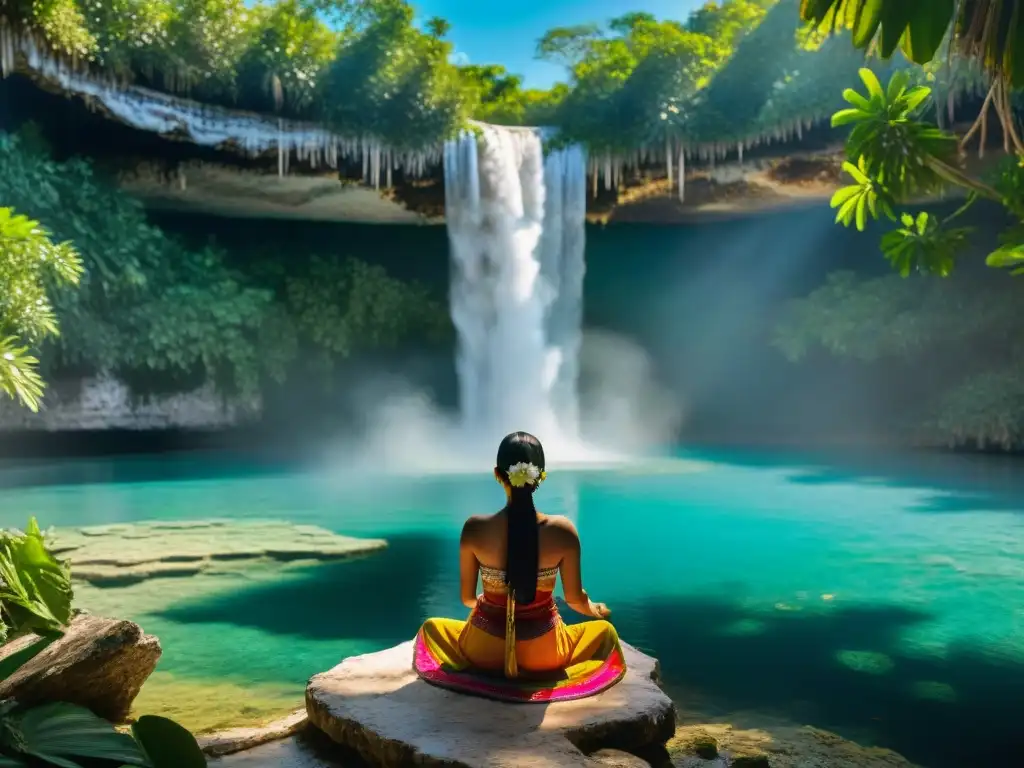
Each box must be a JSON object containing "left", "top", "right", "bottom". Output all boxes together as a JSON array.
[
  {"left": 48, "top": 520, "right": 387, "bottom": 585},
  {"left": 306, "top": 640, "right": 675, "bottom": 767},
  {"left": 199, "top": 709, "right": 309, "bottom": 757}
]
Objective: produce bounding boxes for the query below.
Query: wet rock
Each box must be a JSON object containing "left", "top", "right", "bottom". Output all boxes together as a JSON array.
[
  {"left": 199, "top": 709, "right": 309, "bottom": 757},
  {"left": 589, "top": 748, "right": 653, "bottom": 767},
  {"left": 208, "top": 728, "right": 360, "bottom": 768},
  {"left": 0, "top": 613, "right": 161, "bottom": 721},
  {"left": 690, "top": 730, "right": 719, "bottom": 759},
  {"left": 667, "top": 722, "right": 917, "bottom": 768},
  {"left": 730, "top": 756, "right": 771, "bottom": 768},
  {"left": 306, "top": 640, "right": 675, "bottom": 767}
]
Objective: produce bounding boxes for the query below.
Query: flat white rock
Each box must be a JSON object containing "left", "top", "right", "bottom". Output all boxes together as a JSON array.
[{"left": 306, "top": 640, "right": 675, "bottom": 767}]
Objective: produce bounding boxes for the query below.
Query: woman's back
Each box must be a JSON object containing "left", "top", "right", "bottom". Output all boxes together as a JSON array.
[{"left": 460, "top": 509, "right": 600, "bottom": 618}]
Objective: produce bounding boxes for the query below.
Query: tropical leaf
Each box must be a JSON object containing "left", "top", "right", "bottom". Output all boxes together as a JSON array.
[
  {"left": 131, "top": 715, "right": 207, "bottom": 768},
  {"left": 4, "top": 703, "right": 147, "bottom": 766},
  {"left": 0, "top": 519, "right": 73, "bottom": 637}
]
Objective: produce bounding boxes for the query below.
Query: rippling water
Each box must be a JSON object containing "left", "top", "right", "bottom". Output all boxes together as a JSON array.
[{"left": 1, "top": 447, "right": 1022, "bottom": 767}]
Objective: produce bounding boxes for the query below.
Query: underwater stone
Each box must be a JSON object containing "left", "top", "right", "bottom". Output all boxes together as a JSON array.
[
  {"left": 690, "top": 730, "right": 719, "bottom": 759},
  {"left": 48, "top": 520, "right": 387, "bottom": 586},
  {"left": 667, "top": 722, "right": 916, "bottom": 768},
  {"left": 588, "top": 749, "right": 652, "bottom": 767},
  {"left": 305, "top": 640, "right": 675, "bottom": 767}
]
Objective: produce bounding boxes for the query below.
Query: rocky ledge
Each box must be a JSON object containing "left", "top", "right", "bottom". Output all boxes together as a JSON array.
[
  {"left": 305, "top": 640, "right": 676, "bottom": 767},
  {"left": 48, "top": 519, "right": 388, "bottom": 586}
]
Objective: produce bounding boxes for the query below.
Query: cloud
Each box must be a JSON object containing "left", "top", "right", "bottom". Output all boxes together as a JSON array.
[{"left": 449, "top": 50, "right": 470, "bottom": 66}]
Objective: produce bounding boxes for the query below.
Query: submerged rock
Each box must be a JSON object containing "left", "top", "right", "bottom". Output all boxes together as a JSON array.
[
  {"left": 667, "top": 721, "right": 918, "bottom": 768},
  {"left": 590, "top": 749, "right": 653, "bottom": 767},
  {"left": 305, "top": 640, "right": 675, "bottom": 767},
  {"left": 49, "top": 520, "right": 387, "bottom": 586},
  {"left": 0, "top": 613, "right": 161, "bottom": 721}
]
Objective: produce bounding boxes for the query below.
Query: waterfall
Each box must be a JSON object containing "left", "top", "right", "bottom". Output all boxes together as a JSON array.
[{"left": 444, "top": 124, "right": 587, "bottom": 451}]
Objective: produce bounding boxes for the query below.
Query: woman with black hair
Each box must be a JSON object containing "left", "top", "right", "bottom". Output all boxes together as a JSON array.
[{"left": 414, "top": 431, "right": 626, "bottom": 702}]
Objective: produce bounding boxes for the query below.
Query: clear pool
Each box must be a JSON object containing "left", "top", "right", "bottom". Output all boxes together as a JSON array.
[{"left": 0, "top": 447, "right": 1022, "bottom": 767}]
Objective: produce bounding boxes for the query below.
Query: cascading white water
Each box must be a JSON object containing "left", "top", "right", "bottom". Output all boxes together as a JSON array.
[{"left": 444, "top": 124, "right": 587, "bottom": 453}]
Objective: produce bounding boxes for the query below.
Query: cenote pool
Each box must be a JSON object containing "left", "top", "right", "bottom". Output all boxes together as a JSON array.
[{"left": 0, "top": 447, "right": 1022, "bottom": 767}]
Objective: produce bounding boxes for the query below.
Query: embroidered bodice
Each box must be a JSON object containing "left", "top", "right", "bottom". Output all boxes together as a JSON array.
[{"left": 479, "top": 564, "right": 558, "bottom": 597}]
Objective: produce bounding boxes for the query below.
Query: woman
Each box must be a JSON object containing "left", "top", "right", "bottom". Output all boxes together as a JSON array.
[{"left": 414, "top": 431, "right": 626, "bottom": 702}]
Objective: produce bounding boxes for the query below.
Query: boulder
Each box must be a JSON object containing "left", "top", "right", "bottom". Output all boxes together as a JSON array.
[
  {"left": 0, "top": 613, "right": 161, "bottom": 721},
  {"left": 306, "top": 640, "right": 675, "bottom": 767}
]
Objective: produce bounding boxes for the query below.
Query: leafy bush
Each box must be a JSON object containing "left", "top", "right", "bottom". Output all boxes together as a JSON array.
[
  {"left": 774, "top": 270, "right": 1024, "bottom": 448},
  {"left": 0, "top": 208, "right": 82, "bottom": 411},
  {"left": 7, "top": 0, "right": 876, "bottom": 154}
]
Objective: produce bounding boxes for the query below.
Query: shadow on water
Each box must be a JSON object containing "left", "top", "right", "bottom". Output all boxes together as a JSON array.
[
  {"left": 161, "top": 536, "right": 453, "bottom": 645},
  {"left": 632, "top": 595, "right": 1024, "bottom": 768},
  {"left": 691, "top": 446, "right": 1024, "bottom": 516},
  {"left": 160, "top": 535, "right": 1023, "bottom": 768}
]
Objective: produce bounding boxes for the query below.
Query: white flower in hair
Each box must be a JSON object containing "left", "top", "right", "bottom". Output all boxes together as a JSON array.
[{"left": 506, "top": 462, "right": 541, "bottom": 488}]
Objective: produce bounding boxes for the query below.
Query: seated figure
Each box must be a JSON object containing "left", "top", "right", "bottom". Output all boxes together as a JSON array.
[{"left": 414, "top": 431, "right": 626, "bottom": 702}]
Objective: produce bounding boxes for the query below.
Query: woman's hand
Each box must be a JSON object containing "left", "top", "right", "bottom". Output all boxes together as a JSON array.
[{"left": 590, "top": 601, "right": 611, "bottom": 619}]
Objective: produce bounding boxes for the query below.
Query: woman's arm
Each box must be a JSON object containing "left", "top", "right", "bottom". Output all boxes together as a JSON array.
[
  {"left": 557, "top": 519, "right": 610, "bottom": 619},
  {"left": 459, "top": 519, "right": 481, "bottom": 610}
]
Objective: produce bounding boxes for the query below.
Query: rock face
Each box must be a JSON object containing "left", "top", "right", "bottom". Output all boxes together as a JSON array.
[
  {"left": 0, "top": 374, "right": 257, "bottom": 431},
  {"left": 49, "top": 520, "right": 388, "bottom": 586},
  {"left": 306, "top": 640, "right": 675, "bottom": 767},
  {"left": 0, "top": 613, "right": 161, "bottom": 721}
]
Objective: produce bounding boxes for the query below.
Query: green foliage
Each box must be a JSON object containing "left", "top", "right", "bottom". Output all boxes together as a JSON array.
[
  {"left": 774, "top": 269, "right": 1024, "bottom": 448},
  {"left": 880, "top": 211, "right": 972, "bottom": 276},
  {"left": 800, "top": 0, "right": 1024, "bottom": 88},
  {"left": 826, "top": 68, "right": 1024, "bottom": 277},
  {"left": 0, "top": 208, "right": 82, "bottom": 411},
  {"left": 831, "top": 69, "right": 956, "bottom": 203},
  {"left": 544, "top": 4, "right": 772, "bottom": 151},
  {"left": 0, "top": 130, "right": 448, "bottom": 399},
  {"left": 285, "top": 257, "right": 450, "bottom": 372},
  {"left": 318, "top": 0, "right": 465, "bottom": 147},
  {"left": 0, "top": 133, "right": 278, "bottom": 398},
  {"left": 10, "top": 0, "right": 918, "bottom": 153},
  {"left": 0, "top": 519, "right": 73, "bottom": 644}
]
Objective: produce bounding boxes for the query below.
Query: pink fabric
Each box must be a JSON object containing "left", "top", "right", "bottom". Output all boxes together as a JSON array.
[{"left": 413, "top": 632, "right": 627, "bottom": 703}]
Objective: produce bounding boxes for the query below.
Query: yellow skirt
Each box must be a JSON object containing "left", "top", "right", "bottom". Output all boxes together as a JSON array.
[{"left": 414, "top": 601, "right": 626, "bottom": 702}]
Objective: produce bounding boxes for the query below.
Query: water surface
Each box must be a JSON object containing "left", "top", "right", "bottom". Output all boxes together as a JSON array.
[{"left": 1, "top": 447, "right": 1022, "bottom": 767}]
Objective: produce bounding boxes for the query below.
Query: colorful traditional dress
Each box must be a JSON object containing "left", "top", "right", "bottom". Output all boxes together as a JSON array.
[{"left": 414, "top": 563, "right": 626, "bottom": 702}]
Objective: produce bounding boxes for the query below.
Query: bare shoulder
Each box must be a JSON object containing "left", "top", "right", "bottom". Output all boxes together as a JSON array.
[
  {"left": 461, "top": 513, "right": 494, "bottom": 542},
  {"left": 542, "top": 514, "right": 580, "bottom": 542}
]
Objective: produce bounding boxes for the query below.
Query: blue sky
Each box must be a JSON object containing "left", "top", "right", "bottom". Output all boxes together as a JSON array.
[{"left": 412, "top": 0, "right": 708, "bottom": 88}]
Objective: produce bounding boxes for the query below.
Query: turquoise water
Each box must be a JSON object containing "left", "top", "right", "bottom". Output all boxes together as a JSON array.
[{"left": 1, "top": 448, "right": 1023, "bottom": 766}]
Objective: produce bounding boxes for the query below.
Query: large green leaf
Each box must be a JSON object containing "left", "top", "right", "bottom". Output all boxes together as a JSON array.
[
  {"left": 131, "top": 716, "right": 207, "bottom": 768},
  {"left": 902, "top": 0, "right": 955, "bottom": 64},
  {"left": 853, "top": 0, "right": 884, "bottom": 47},
  {"left": 0, "top": 519, "right": 73, "bottom": 637},
  {"left": 6, "top": 703, "right": 148, "bottom": 766}
]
